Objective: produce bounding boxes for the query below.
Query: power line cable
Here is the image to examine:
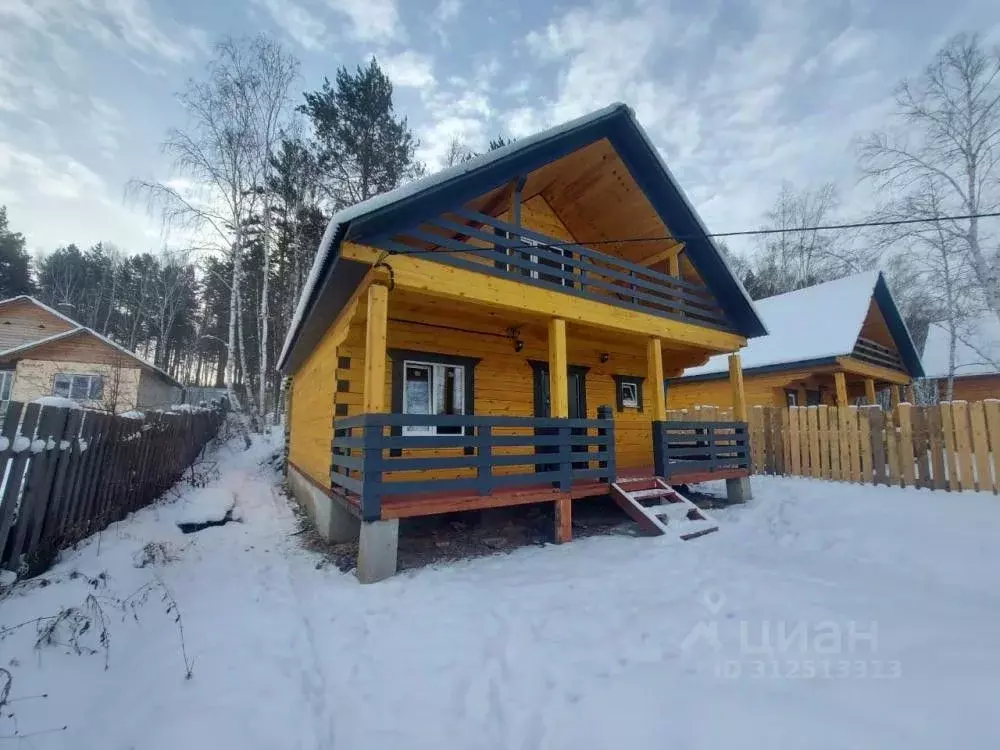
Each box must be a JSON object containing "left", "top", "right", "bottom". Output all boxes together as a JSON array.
[{"left": 384, "top": 210, "right": 1000, "bottom": 255}]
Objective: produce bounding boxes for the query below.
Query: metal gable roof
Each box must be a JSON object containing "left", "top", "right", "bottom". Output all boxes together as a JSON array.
[{"left": 278, "top": 102, "right": 767, "bottom": 373}]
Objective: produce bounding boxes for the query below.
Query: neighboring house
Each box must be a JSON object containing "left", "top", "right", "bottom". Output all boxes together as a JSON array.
[
  {"left": 922, "top": 314, "right": 1000, "bottom": 401},
  {"left": 278, "top": 102, "right": 768, "bottom": 581},
  {"left": 668, "top": 271, "right": 924, "bottom": 409},
  {"left": 0, "top": 296, "right": 183, "bottom": 411}
]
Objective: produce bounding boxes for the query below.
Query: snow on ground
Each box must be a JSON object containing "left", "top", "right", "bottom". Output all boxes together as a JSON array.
[{"left": 2, "top": 432, "right": 1000, "bottom": 749}]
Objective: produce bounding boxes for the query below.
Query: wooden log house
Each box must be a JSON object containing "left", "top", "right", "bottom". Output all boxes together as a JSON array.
[
  {"left": 278, "top": 103, "right": 767, "bottom": 581},
  {"left": 922, "top": 314, "right": 1000, "bottom": 401},
  {"left": 667, "top": 271, "right": 924, "bottom": 411}
]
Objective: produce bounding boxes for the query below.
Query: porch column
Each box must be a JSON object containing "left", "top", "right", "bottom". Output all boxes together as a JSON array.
[
  {"left": 357, "top": 281, "right": 397, "bottom": 584},
  {"left": 834, "top": 371, "right": 849, "bottom": 407},
  {"left": 548, "top": 318, "right": 572, "bottom": 543},
  {"left": 362, "top": 283, "right": 389, "bottom": 413},
  {"left": 647, "top": 338, "right": 666, "bottom": 422},
  {"left": 864, "top": 377, "right": 877, "bottom": 405},
  {"left": 548, "top": 318, "right": 569, "bottom": 418},
  {"left": 890, "top": 384, "right": 901, "bottom": 409},
  {"left": 728, "top": 353, "right": 747, "bottom": 422}
]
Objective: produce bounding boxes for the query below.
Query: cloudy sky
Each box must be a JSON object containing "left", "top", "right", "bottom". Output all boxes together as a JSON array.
[{"left": 1, "top": 0, "right": 998, "bottom": 257}]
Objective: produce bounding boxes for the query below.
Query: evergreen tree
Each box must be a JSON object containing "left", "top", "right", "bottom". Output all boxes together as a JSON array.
[
  {"left": 300, "top": 58, "right": 423, "bottom": 209},
  {"left": 0, "top": 207, "right": 34, "bottom": 297}
]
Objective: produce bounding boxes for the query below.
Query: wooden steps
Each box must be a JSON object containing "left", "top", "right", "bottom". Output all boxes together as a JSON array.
[{"left": 610, "top": 477, "right": 719, "bottom": 540}]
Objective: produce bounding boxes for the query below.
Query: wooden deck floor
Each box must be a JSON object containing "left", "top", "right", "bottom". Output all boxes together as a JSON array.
[{"left": 344, "top": 467, "right": 749, "bottom": 520}]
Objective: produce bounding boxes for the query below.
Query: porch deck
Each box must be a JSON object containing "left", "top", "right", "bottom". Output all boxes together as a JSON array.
[{"left": 329, "top": 413, "right": 749, "bottom": 523}]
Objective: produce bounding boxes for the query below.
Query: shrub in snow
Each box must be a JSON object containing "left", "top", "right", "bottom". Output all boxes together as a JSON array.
[
  {"left": 12, "top": 436, "right": 30, "bottom": 453},
  {"left": 0, "top": 436, "right": 9, "bottom": 452},
  {"left": 29, "top": 438, "right": 46, "bottom": 453},
  {"left": 119, "top": 410, "right": 145, "bottom": 420}
]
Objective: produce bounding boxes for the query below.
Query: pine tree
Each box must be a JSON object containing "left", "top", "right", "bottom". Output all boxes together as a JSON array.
[
  {"left": 300, "top": 58, "right": 423, "bottom": 209},
  {"left": 0, "top": 206, "right": 35, "bottom": 297}
]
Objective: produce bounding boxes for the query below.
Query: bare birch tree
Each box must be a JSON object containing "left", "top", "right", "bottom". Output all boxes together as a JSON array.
[
  {"left": 131, "top": 36, "right": 299, "bottom": 425},
  {"left": 859, "top": 33, "right": 1000, "bottom": 326}
]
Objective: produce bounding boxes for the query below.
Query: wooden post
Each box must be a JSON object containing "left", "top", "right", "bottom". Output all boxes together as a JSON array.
[
  {"left": 728, "top": 353, "right": 747, "bottom": 423},
  {"left": 897, "top": 403, "right": 915, "bottom": 488},
  {"left": 864, "top": 378, "right": 877, "bottom": 405},
  {"left": 363, "top": 283, "right": 389, "bottom": 413},
  {"left": 549, "top": 318, "right": 570, "bottom": 542},
  {"left": 668, "top": 253, "right": 680, "bottom": 277},
  {"left": 834, "top": 371, "right": 849, "bottom": 407},
  {"left": 647, "top": 337, "right": 666, "bottom": 422},
  {"left": 548, "top": 318, "right": 569, "bottom": 418},
  {"left": 890, "top": 384, "right": 901, "bottom": 409}
]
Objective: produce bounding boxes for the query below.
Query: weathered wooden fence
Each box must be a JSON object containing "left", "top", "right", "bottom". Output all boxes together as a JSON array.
[
  {"left": 0, "top": 401, "right": 223, "bottom": 575},
  {"left": 669, "top": 401, "right": 1000, "bottom": 492}
]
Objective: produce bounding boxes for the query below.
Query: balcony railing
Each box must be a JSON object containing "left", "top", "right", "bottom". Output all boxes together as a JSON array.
[
  {"left": 852, "top": 337, "right": 906, "bottom": 373},
  {"left": 369, "top": 207, "right": 732, "bottom": 330},
  {"left": 331, "top": 413, "right": 615, "bottom": 521},
  {"left": 652, "top": 420, "right": 750, "bottom": 481}
]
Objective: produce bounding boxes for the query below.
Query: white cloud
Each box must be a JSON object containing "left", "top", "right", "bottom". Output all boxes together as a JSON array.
[
  {"left": 379, "top": 50, "right": 436, "bottom": 89},
  {"left": 326, "top": 0, "right": 402, "bottom": 42},
  {"left": 252, "top": 0, "right": 328, "bottom": 51},
  {"left": 435, "top": 0, "right": 462, "bottom": 24},
  {"left": 88, "top": 97, "right": 124, "bottom": 158},
  {"left": 416, "top": 116, "right": 487, "bottom": 169},
  {"left": 0, "top": 139, "right": 163, "bottom": 254}
]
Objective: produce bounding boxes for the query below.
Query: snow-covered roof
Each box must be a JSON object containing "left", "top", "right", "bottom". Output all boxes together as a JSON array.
[
  {"left": 681, "top": 271, "right": 886, "bottom": 378},
  {"left": 0, "top": 296, "right": 183, "bottom": 388},
  {"left": 277, "top": 102, "right": 766, "bottom": 372},
  {"left": 922, "top": 314, "right": 1000, "bottom": 379}
]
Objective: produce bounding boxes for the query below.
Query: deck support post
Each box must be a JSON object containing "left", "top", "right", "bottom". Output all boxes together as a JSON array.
[
  {"left": 864, "top": 377, "right": 877, "bottom": 405},
  {"left": 357, "top": 519, "right": 399, "bottom": 584},
  {"left": 358, "top": 283, "right": 395, "bottom": 581},
  {"left": 728, "top": 353, "right": 747, "bottom": 422},
  {"left": 725, "top": 477, "right": 751, "bottom": 504},
  {"left": 890, "top": 384, "right": 901, "bottom": 410},
  {"left": 647, "top": 338, "right": 666, "bottom": 422},
  {"left": 548, "top": 318, "right": 569, "bottom": 418},
  {"left": 555, "top": 495, "right": 572, "bottom": 543},
  {"left": 834, "top": 371, "right": 849, "bottom": 407}
]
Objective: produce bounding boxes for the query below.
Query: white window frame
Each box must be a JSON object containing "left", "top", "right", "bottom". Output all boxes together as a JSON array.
[
  {"left": 402, "top": 360, "right": 465, "bottom": 436},
  {"left": 620, "top": 381, "right": 639, "bottom": 409},
  {"left": 0, "top": 370, "right": 14, "bottom": 401},
  {"left": 785, "top": 390, "right": 798, "bottom": 407},
  {"left": 53, "top": 373, "right": 104, "bottom": 401}
]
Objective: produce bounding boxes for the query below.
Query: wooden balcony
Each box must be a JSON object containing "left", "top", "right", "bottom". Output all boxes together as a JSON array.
[
  {"left": 852, "top": 337, "right": 906, "bottom": 373},
  {"left": 652, "top": 420, "right": 751, "bottom": 483},
  {"left": 368, "top": 208, "right": 732, "bottom": 331}
]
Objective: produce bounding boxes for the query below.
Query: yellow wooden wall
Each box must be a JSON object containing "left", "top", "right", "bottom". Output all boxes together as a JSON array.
[
  {"left": 668, "top": 368, "right": 845, "bottom": 410},
  {"left": 288, "top": 309, "right": 350, "bottom": 486},
  {"left": 941, "top": 374, "right": 1000, "bottom": 402}
]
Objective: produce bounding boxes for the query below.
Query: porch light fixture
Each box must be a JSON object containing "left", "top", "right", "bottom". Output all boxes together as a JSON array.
[
  {"left": 507, "top": 326, "right": 524, "bottom": 353},
  {"left": 600, "top": 352, "right": 610, "bottom": 363}
]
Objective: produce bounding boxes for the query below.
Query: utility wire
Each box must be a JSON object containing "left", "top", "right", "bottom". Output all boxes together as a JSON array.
[{"left": 385, "top": 210, "right": 1000, "bottom": 255}]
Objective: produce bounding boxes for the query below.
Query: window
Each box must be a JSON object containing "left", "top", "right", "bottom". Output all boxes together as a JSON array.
[
  {"left": 613, "top": 374, "right": 645, "bottom": 412},
  {"left": 621, "top": 382, "right": 638, "bottom": 409},
  {"left": 402, "top": 360, "right": 465, "bottom": 435},
  {"left": 0, "top": 370, "right": 13, "bottom": 400},
  {"left": 498, "top": 234, "right": 572, "bottom": 286},
  {"left": 53, "top": 373, "right": 103, "bottom": 401}
]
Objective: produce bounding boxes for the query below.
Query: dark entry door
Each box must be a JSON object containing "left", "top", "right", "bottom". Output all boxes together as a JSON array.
[{"left": 531, "top": 363, "right": 588, "bottom": 472}]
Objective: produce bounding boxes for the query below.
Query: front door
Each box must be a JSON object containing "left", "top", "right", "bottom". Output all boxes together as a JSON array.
[{"left": 531, "top": 363, "right": 588, "bottom": 472}]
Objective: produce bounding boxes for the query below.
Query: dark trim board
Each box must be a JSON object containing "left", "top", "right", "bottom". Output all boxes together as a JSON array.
[
  {"left": 872, "top": 273, "right": 924, "bottom": 377},
  {"left": 670, "top": 356, "right": 842, "bottom": 384}
]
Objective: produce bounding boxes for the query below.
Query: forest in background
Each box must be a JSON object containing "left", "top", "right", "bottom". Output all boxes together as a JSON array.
[{"left": 0, "top": 32, "right": 997, "bottom": 418}]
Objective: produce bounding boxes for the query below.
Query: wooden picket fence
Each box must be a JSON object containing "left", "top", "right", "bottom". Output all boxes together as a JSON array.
[
  {"left": 668, "top": 401, "right": 1000, "bottom": 493},
  {"left": 0, "top": 400, "right": 223, "bottom": 575}
]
